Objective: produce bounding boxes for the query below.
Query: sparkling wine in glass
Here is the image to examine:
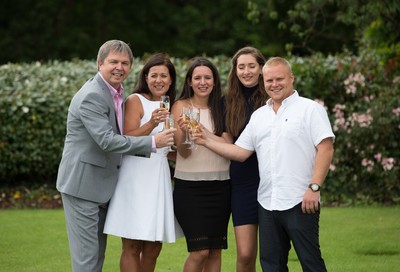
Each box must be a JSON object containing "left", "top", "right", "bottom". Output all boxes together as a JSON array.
[
  {"left": 182, "top": 106, "right": 192, "bottom": 145},
  {"left": 160, "top": 95, "right": 170, "bottom": 111},
  {"left": 164, "top": 113, "right": 175, "bottom": 152},
  {"left": 188, "top": 107, "right": 200, "bottom": 150}
]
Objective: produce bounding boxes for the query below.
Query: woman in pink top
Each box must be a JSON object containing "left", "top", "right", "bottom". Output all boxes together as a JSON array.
[{"left": 171, "top": 57, "right": 231, "bottom": 272}]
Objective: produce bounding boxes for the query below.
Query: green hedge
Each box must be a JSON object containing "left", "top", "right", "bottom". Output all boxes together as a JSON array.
[{"left": 1, "top": 52, "right": 399, "bottom": 205}]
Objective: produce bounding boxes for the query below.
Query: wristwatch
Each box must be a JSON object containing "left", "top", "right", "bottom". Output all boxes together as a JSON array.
[{"left": 309, "top": 183, "right": 321, "bottom": 192}]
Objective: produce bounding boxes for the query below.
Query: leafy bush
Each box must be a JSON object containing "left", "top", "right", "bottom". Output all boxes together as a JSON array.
[
  {"left": 291, "top": 51, "right": 400, "bottom": 205},
  {"left": 0, "top": 60, "right": 96, "bottom": 184},
  {"left": 0, "top": 57, "right": 228, "bottom": 185},
  {"left": 0, "top": 52, "right": 398, "bottom": 205}
]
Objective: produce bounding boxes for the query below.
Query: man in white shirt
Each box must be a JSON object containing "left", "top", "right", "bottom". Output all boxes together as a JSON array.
[{"left": 195, "top": 57, "right": 334, "bottom": 271}]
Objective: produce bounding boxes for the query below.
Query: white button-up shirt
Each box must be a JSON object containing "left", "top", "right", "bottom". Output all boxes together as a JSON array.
[{"left": 236, "top": 91, "right": 335, "bottom": 211}]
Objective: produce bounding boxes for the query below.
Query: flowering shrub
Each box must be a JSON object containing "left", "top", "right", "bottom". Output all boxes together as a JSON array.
[
  {"left": 291, "top": 51, "right": 400, "bottom": 205},
  {"left": 0, "top": 52, "right": 398, "bottom": 205}
]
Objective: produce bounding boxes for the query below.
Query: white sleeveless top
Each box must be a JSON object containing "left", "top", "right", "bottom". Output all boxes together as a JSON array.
[
  {"left": 135, "top": 93, "right": 168, "bottom": 155},
  {"left": 174, "top": 108, "right": 230, "bottom": 181}
]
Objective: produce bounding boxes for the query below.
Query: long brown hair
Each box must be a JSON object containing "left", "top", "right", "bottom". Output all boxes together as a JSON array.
[
  {"left": 178, "top": 57, "right": 224, "bottom": 136},
  {"left": 225, "top": 47, "right": 268, "bottom": 137}
]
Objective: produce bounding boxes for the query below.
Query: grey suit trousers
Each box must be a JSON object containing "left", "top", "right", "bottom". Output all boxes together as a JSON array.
[{"left": 62, "top": 193, "right": 108, "bottom": 272}]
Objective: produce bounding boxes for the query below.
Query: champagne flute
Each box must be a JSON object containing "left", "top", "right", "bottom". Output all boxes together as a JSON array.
[
  {"left": 182, "top": 106, "right": 192, "bottom": 145},
  {"left": 164, "top": 113, "right": 175, "bottom": 152},
  {"left": 160, "top": 95, "right": 170, "bottom": 111},
  {"left": 188, "top": 107, "right": 200, "bottom": 150}
]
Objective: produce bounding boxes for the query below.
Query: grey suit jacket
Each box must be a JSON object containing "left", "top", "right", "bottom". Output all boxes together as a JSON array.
[{"left": 56, "top": 73, "right": 152, "bottom": 203}]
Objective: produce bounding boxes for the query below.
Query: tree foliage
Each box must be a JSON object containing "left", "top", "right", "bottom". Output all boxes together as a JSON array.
[
  {"left": 0, "top": 0, "right": 271, "bottom": 63},
  {"left": 5, "top": 0, "right": 393, "bottom": 63},
  {"left": 247, "top": 0, "right": 400, "bottom": 56}
]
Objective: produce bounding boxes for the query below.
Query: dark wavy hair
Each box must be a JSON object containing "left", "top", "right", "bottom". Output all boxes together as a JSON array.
[
  {"left": 133, "top": 52, "right": 176, "bottom": 105},
  {"left": 178, "top": 57, "right": 224, "bottom": 136},
  {"left": 225, "top": 46, "right": 269, "bottom": 137}
]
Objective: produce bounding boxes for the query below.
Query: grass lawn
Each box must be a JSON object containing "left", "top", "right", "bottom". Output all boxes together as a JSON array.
[{"left": 0, "top": 206, "right": 399, "bottom": 271}]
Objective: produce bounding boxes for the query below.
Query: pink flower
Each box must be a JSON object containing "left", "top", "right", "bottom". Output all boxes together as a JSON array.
[
  {"left": 374, "top": 153, "right": 382, "bottom": 162},
  {"left": 381, "top": 157, "right": 395, "bottom": 171},
  {"left": 333, "top": 117, "right": 348, "bottom": 131},
  {"left": 345, "top": 84, "right": 356, "bottom": 94},
  {"left": 350, "top": 111, "right": 373, "bottom": 128},
  {"left": 353, "top": 73, "right": 366, "bottom": 86},
  {"left": 361, "top": 158, "right": 369, "bottom": 166},
  {"left": 361, "top": 158, "right": 374, "bottom": 172},
  {"left": 332, "top": 104, "right": 350, "bottom": 131},
  {"left": 392, "top": 107, "right": 400, "bottom": 117},
  {"left": 333, "top": 104, "right": 346, "bottom": 115},
  {"left": 343, "top": 72, "right": 365, "bottom": 94}
]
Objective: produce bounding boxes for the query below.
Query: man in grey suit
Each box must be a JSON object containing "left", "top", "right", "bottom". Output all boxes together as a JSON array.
[{"left": 56, "top": 40, "right": 175, "bottom": 272}]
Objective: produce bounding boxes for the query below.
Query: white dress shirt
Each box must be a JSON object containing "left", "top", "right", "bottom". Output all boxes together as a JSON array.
[{"left": 236, "top": 91, "right": 335, "bottom": 211}]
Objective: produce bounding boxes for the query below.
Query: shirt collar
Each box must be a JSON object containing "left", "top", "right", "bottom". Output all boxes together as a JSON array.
[
  {"left": 266, "top": 90, "right": 298, "bottom": 108},
  {"left": 98, "top": 72, "right": 124, "bottom": 97}
]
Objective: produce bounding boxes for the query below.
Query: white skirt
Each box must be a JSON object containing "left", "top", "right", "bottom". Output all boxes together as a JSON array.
[{"left": 104, "top": 149, "right": 183, "bottom": 243}]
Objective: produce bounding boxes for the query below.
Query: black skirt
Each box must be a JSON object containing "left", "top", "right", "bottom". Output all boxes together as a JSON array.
[
  {"left": 173, "top": 178, "right": 231, "bottom": 252},
  {"left": 230, "top": 152, "right": 260, "bottom": 226}
]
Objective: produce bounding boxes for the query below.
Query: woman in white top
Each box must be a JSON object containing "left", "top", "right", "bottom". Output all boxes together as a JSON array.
[
  {"left": 104, "top": 53, "right": 182, "bottom": 272},
  {"left": 171, "top": 57, "right": 231, "bottom": 272}
]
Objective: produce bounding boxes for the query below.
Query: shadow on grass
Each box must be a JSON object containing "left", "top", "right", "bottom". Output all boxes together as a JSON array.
[{"left": 356, "top": 249, "right": 400, "bottom": 256}]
